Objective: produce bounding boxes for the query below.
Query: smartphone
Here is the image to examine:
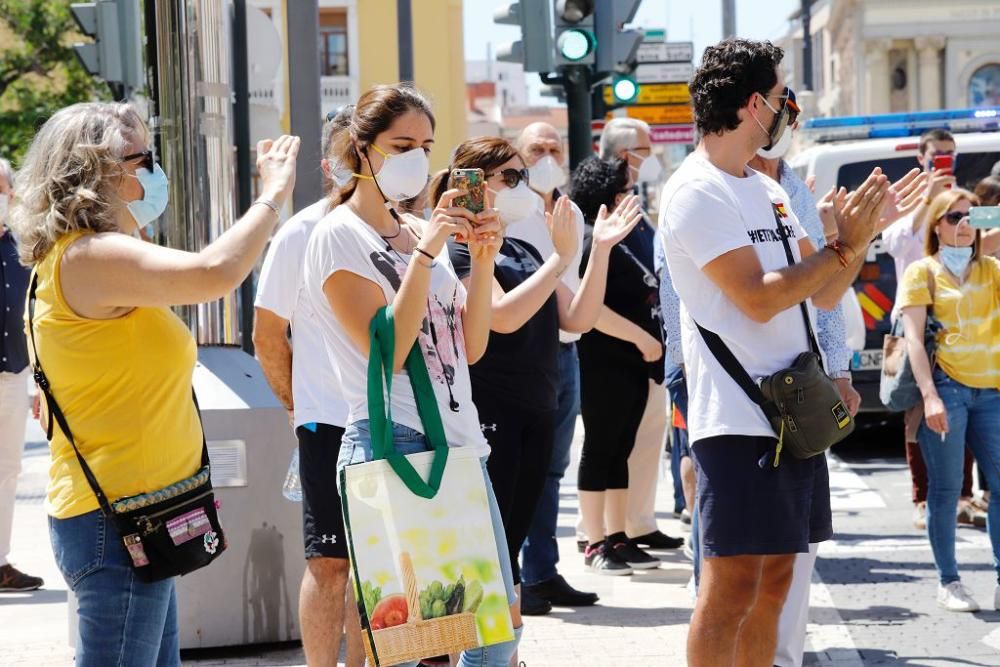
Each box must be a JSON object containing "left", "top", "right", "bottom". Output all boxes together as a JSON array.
[
  {"left": 969, "top": 206, "right": 1000, "bottom": 229},
  {"left": 451, "top": 168, "right": 485, "bottom": 214},
  {"left": 933, "top": 154, "right": 954, "bottom": 172}
]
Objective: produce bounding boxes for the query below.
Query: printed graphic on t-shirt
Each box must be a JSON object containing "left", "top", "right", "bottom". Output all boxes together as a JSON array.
[
  {"left": 367, "top": 249, "right": 466, "bottom": 404},
  {"left": 618, "top": 243, "right": 665, "bottom": 337},
  {"left": 747, "top": 203, "right": 797, "bottom": 246}
]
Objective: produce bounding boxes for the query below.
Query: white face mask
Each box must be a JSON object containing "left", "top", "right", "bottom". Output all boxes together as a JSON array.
[
  {"left": 756, "top": 127, "right": 793, "bottom": 159},
  {"left": 0, "top": 194, "right": 7, "bottom": 221},
  {"left": 527, "top": 155, "right": 567, "bottom": 194},
  {"left": 492, "top": 183, "right": 539, "bottom": 224},
  {"left": 629, "top": 152, "right": 663, "bottom": 183},
  {"left": 365, "top": 145, "right": 429, "bottom": 202}
]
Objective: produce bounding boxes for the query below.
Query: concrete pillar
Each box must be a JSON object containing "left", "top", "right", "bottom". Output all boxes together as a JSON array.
[
  {"left": 864, "top": 39, "right": 893, "bottom": 114},
  {"left": 914, "top": 36, "right": 945, "bottom": 111}
]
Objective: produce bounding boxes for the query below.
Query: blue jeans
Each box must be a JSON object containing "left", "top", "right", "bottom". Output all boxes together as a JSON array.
[
  {"left": 665, "top": 361, "right": 689, "bottom": 514},
  {"left": 338, "top": 420, "right": 520, "bottom": 667},
  {"left": 918, "top": 369, "right": 1000, "bottom": 585},
  {"left": 49, "top": 510, "right": 180, "bottom": 667},
  {"left": 520, "top": 342, "right": 579, "bottom": 586}
]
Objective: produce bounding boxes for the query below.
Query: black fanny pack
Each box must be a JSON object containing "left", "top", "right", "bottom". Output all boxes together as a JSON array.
[
  {"left": 696, "top": 208, "right": 855, "bottom": 465},
  {"left": 28, "top": 273, "right": 226, "bottom": 582}
]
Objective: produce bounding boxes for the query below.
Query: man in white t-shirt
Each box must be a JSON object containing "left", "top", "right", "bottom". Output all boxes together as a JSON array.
[
  {"left": 509, "top": 122, "right": 598, "bottom": 613},
  {"left": 253, "top": 108, "right": 362, "bottom": 667},
  {"left": 659, "top": 39, "right": 888, "bottom": 664}
]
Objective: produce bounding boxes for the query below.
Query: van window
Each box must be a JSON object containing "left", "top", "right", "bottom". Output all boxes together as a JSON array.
[{"left": 837, "top": 152, "right": 1000, "bottom": 192}]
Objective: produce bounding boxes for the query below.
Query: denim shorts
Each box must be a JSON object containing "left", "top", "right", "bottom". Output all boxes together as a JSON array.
[{"left": 337, "top": 419, "right": 517, "bottom": 605}]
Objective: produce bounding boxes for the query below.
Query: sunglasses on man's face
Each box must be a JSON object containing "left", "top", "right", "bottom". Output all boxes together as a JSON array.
[
  {"left": 941, "top": 211, "right": 970, "bottom": 225},
  {"left": 121, "top": 150, "right": 155, "bottom": 172},
  {"left": 486, "top": 168, "right": 529, "bottom": 189}
]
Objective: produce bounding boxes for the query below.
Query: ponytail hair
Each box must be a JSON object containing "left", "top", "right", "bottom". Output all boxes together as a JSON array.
[
  {"left": 326, "top": 83, "right": 435, "bottom": 207},
  {"left": 427, "top": 136, "right": 521, "bottom": 209}
]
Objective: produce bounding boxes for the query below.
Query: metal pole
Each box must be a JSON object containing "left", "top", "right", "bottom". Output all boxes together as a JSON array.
[
  {"left": 232, "top": 0, "right": 254, "bottom": 354},
  {"left": 397, "top": 0, "right": 414, "bottom": 82},
  {"left": 563, "top": 65, "right": 593, "bottom": 170},
  {"left": 722, "top": 0, "right": 736, "bottom": 39},
  {"left": 801, "top": 0, "right": 813, "bottom": 90},
  {"left": 285, "top": 0, "right": 323, "bottom": 210}
]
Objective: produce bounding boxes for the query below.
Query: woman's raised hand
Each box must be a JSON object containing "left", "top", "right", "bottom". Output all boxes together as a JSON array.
[
  {"left": 546, "top": 195, "right": 579, "bottom": 260},
  {"left": 593, "top": 194, "right": 643, "bottom": 249},
  {"left": 422, "top": 189, "right": 477, "bottom": 255},
  {"left": 256, "top": 136, "right": 301, "bottom": 205}
]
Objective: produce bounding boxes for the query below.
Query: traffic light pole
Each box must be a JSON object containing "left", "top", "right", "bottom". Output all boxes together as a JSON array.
[{"left": 562, "top": 65, "right": 593, "bottom": 170}]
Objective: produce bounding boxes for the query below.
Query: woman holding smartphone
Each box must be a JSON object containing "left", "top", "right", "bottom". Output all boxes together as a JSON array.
[
  {"left": 301, "top": 85, "right": 515, "bottom": 666},
  {"left": 899, "top": 188, "right": 1000, "bottom": 613},
  {"left": 429, "top": 136, "right": 642, "bottom": 618}
]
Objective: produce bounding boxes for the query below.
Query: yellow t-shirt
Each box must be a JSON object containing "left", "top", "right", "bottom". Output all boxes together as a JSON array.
[
  {"left": 29, "top": 231, "right": 203, "bottom": 518},
  {"left": 897, "top": 255, "right": 1000, "bottom": 389}
]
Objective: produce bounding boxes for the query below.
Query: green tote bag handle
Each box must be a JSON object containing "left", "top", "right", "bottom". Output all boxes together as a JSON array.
[{"left": 367, "top": 305, "right": 450, "bottom": 499}]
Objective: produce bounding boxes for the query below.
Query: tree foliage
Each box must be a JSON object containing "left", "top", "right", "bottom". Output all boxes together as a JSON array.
[{"left": 0, "top": 0, "right": 110, "bottom": 166}]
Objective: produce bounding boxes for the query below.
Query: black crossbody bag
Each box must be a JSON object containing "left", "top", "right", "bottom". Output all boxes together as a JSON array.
[
  {"left": 695, "top": 207, "right": 855, "bottom": 465},
  {"left": 28, "top": 273, "right": 226, "bottom": 582}
]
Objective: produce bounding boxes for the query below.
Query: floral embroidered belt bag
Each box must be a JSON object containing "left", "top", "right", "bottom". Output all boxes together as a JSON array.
[{"left": 28, "top": 273, "right": 226, "bottom": 582}]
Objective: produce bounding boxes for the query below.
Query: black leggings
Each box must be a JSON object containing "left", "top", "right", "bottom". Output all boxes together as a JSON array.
[
  {"left": 578, "top": 359, "right": 649, "bottom": 491},
  {"left": 477, "top": 396, "right": 556, "bottom": 586}
]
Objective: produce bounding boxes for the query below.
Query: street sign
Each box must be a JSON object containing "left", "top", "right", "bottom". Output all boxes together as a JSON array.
[
  {"left": 643, "top": 29, "right": 665, "bottom": 43},
  {"left": 649, "top": 124, "right": 696, "bottom": 145},
  {"left": 637, "top": 41, "right": 694, "bottom": 64},
  {"left": 603, "top": 82, "right": 690, "bottom": 106},
  {"left": 618, "top": 104, "right": 694, "bottom": 125},
  {"left": 636, "top": 62, "right": 694, "bottom": 84}
]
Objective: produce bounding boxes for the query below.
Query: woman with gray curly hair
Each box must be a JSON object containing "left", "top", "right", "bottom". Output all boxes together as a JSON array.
[{"left": 9, "top": 101, "right": 299, "bottom": 666}]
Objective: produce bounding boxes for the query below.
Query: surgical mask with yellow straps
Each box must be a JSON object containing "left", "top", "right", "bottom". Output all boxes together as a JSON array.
[{"left": 354, "top": 143, "right": 429, "bottom": 202}]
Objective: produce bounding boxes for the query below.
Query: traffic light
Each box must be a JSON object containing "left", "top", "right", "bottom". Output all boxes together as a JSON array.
[
  {"left": 594, "top": 0, "right": 643, "bottom": 75},
  {"left": 610, "top": 74, "right": 639, "bottom": 104},
  {"left": 494, "top": 1, "right": 555, "bottom": 73},
  {"left": 71, "top": 0, "right": 144, "bottom": 99},
  {"left": 554, "top": 0, "right": 595, "bottom": 66}
]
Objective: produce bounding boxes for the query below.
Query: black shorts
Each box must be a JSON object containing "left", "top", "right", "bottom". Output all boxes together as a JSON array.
[
  {"left": 693, "top": 435, "right": 832, "bottom": 558},
  {"left": 298, "top": 423, "right": 348, "bottom": 559}
]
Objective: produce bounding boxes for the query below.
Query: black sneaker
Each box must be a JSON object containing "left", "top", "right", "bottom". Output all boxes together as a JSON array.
[
  {"left": 524, "top": 574, "right": 598, "bottom": 606},
  {"left": 519, "top": 587, "right": 553, "bottom": 616},
  {"left": 630, "top": 529, "right": 684, "bottom": 550},
  {"left": 584, "top": 542, "right": 633, "bottom": 576},
  {"left": 0, "top": 564, "right": 43, "bottom": 592},
  {"left": 609, "top": 534, "right": 660, "bottom": 570},
  {"left": 577, "top": 538, "right": 588, "bottom": 553}
]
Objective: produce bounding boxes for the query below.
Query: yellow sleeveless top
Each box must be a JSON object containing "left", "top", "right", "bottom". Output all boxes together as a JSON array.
[{"left": 31, "top": 231, "right": 203, "bottom": 519}]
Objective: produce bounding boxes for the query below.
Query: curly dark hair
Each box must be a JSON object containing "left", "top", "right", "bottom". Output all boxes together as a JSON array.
[
  {"left": 570, "top": 156, "right": 630, "bottom": 226},
  {"left": 689, "top": 38, "right": 784, "bottom": 136}
]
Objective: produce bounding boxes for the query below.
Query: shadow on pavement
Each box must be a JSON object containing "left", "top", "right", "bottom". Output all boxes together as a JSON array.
[
  {"left": 815, "top": 604, "right": 923, "bottom": 624},
  {"left": 815, "top": 557, "right": 990, "bottom": 584},
  {"left": 544, "top": 605, "right": 691, "bottom": 628}
]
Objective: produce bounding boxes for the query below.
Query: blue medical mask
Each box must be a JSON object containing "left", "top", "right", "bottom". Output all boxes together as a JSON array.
[
  {"left": 127, "top": 164, "right": 169, "bottom": 231},
  {"left": 939, "top": 245, "right": 973, "bottom": 277}
]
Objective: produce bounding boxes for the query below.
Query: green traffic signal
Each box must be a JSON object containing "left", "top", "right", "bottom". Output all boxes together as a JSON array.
[
  {"left": 612, "top": 75, "right": 639, "bottom": 103},
  {"left": 557, "top": 28, "right": 595, "bottom": 62}
]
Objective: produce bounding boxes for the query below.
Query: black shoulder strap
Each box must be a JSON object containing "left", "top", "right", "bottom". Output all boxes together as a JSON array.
[
  {"left": 695, "top": 322, "right": 782, "bottom": 425},
  {"left": 27, "top": 272, "right": 209, "bottom": 516},
  {"left": 772, "top": 206, "right": 821, "bottom": 355}
]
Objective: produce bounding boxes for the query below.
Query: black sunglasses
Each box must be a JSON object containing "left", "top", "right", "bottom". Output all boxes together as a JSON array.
[
  {"left": 120, "top": 150, "right": 154, "bottom": 172},
  {"left": 942, "top": 211, "right": 970, "bottom": 225},
  {"left": 485, "top": 168, "right": 529, "bottom": 189}
]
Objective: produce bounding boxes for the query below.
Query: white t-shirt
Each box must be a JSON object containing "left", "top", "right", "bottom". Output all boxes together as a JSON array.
[
  {"left": 505, "top": 191, "right": 585, "bottom": 343},
  {"left": 254, "top": 198, "right": 349, "bottom": 428},
  {"left": 302, "top": 205, "right": 488, "bottom": 456},
  {"left": 659, "top": 151, "right": 818, "bottom": 443},
  {"left": 882, "top": 211, "right": 924, "bottom": 321}
]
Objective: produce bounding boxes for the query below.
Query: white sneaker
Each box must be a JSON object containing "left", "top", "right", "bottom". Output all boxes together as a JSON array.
[{"left": 937, "top": 582, "right": 980, "bottom": 612}]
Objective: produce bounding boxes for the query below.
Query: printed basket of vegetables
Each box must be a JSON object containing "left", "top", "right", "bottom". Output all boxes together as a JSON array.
[{"left": 360, "top": 552, "right": 480, "bottom": 665}]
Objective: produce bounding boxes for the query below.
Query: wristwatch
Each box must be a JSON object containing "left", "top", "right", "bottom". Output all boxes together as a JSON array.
[{"left": 830, "top": 370, "right": 852, "bottom": 381}]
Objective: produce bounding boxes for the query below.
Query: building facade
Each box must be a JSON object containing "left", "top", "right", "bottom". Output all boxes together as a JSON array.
[
  {"left": 247, "top": 0, "right": 467, "bottom": 171},
  {"left": 778, "top": 0, "right": 1000, "bottom": 117}
]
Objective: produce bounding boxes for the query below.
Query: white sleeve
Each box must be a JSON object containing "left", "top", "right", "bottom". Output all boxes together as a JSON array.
[
  {"left": 882, "top": 215, "right": 922, "bottom": 259},
  {"left": 666, "top": 180, "right": 749, "bottom": 269},
  {"left": 254, "top": 230, "right": 301, "bottom": 321}
]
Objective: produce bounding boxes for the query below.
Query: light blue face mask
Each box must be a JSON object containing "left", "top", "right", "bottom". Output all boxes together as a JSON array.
[
  {"left": 939, "top": 245, "right": 973, "bottom": 277},
  {"left": 127, "top": 164, "right": 169, "bottom": 232}
]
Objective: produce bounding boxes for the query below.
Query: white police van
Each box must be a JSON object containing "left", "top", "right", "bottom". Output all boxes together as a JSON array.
[{"left": 789, "top": 108, "right": 1000, "bottom": 414}]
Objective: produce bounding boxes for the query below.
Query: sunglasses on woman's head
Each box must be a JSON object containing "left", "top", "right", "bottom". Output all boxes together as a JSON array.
[
  {"left": 121, "top": 150, "right": 155, "bottom": 172},
  {"left": 486, "top": 168, "right": 529, "bottom": 189},
  {"left": 942, "top": 211, "right": 969, "bottom": 225}
]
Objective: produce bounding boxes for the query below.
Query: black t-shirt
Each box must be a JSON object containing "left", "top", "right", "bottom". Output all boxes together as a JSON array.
[
  {"left": 578, "top": 216, "right": 665, "bottom": 383},
  {"left": 448, "top": 237, "right": 560, "bottom": 412}
]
